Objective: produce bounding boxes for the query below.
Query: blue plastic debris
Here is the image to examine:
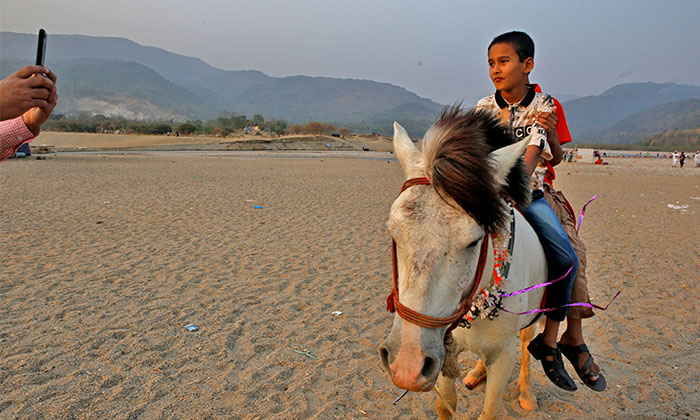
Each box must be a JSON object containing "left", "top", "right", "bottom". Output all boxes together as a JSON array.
[
  {"left": 184, "top": 323, "right": 199, "bottom": 332},
  {"left": 254, "top": 205, "right": 263, "bottom": 209}
]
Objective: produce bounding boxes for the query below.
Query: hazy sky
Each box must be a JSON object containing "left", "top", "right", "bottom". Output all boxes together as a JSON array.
[{"left": 2, "top": 0, "right": 699, "bottom": 104}]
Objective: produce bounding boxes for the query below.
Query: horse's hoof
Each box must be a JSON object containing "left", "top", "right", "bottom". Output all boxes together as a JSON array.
[
  {"left": 463, "top": 372, "right": 486, "bottom": 390},
  {"left": 518, "top": 397, "right": 538, "bottom": 411}
]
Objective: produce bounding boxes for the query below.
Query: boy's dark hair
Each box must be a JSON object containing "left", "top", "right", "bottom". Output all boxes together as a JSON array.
[{"left": 488, "top": 31, "right": 534, "bottom": 62}]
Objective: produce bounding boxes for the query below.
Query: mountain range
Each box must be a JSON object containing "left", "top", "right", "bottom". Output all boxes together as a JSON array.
[
  {"left": 562, "top": 83, "right": 700, "bottom": 146},
  {"left": 0, "top": 32, "right": 442, "bottom": 136},
  {"left": 1, "top": 31, "right": 699, "bottom": 146},
  {"left": 574, "top": 98, "right": 700, "bottom": 146}
]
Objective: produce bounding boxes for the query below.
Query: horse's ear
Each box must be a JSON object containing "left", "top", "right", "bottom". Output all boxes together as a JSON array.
[
  {"left": 489, "top": 136, "right": 531, "bottom": 186},
  {"left": 393, "top": 122, "right": 421, "bottom": 177}
]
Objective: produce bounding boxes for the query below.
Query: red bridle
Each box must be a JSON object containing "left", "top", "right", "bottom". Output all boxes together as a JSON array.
[{"left": 386, "top": 177, "right": 490, "bottom": 333}]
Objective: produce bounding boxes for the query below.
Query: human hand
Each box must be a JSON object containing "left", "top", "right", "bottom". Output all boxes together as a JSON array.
[
  {"left": 0, "top": 65, "right": 57, "bottom": 121},
  {"left": 21, "top": 77, "right": 59, "bottom": 136},
  {"left": 536, "top": 106, "right": 558, "bottom": 137}
]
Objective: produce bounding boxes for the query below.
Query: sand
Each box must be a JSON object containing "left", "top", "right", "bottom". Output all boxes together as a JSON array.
[
  {"left": 31, "top": 132, "right": 394, "bottom": 153},
  {"left": 1, "top": 148, "right": 698, "bottom": 419}
]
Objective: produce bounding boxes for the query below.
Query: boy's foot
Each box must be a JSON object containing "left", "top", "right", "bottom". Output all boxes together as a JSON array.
[
  {"left": 527, "top": 333, "right": 577, "bottom": 391},
  {"left": 558, "top": 342, "right": 607, "bottom": 391}
]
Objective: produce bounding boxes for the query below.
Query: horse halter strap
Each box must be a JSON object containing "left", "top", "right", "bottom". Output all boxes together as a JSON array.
[{"left": 386, "top": 177, "right": 490, "bottom": 333}]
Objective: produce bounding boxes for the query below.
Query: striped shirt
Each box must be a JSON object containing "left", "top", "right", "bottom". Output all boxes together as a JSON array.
[
  {"left": 0, "top": 117, "right": 36, "bottom": 162},
  {"left": 476, "top": 87, "right": 553, "bottom": 191}
]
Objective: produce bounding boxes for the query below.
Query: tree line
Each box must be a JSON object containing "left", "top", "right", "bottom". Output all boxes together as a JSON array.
[{"left": 43, "top": 112, "right": 351, "bottom": 137}]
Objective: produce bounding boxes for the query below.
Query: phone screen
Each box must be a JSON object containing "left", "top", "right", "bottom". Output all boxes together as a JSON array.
[{"left": 36, "top": 29, "right": 47, "bottom": 66}]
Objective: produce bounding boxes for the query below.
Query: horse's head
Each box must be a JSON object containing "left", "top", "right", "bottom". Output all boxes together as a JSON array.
[{"left": 379, "top": 106, "right": 531, "bottom": 391}]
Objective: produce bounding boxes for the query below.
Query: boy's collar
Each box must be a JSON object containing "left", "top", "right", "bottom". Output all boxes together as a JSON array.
[{"left": 495, "top": 84, "right": 536, "bottom": 109}]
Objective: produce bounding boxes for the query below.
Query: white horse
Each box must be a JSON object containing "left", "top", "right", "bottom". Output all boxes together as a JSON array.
[{"left": 379, "top": 106, "right": 547, "bottom": 420}]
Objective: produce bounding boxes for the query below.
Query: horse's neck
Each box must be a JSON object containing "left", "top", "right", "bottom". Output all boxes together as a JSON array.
[
  {"left": 509, "top": 208, "right": 548, "bottom": 290},
  {"left": 470, "top": 206, "right": 515, "bottom": 294}
]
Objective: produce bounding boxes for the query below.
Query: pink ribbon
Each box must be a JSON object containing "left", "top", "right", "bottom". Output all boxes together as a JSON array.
[
  {"left": 576, "top": 195, "right": 598, "bottom": 234},
  {"left": 500, "top": 265, "right": 574, "bottom": 298},
  {"left": 501, "top": 290, "right": 621, "bottom": 315},
  {"left": 499, "top": 263, "right": 620, "bottom": 315}
]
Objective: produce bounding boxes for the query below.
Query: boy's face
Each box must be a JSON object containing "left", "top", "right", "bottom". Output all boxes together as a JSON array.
[{"left": 487, "top": 42, "right": 533, "bottom": 93}]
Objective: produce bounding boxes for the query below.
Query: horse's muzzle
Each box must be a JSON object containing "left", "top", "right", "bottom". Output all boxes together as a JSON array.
[{"left": 379, "top": 329, "right": 442, "bottom": 392}]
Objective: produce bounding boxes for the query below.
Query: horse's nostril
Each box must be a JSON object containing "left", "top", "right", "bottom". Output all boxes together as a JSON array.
[
  {"left": 421, "top": 356, "right": 437, "bottom": 379},
  {"left": 379, "top": 347, "right": 390, "bottom": 370}
]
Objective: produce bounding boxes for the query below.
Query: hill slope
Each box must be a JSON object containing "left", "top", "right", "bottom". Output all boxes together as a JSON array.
[
  {"left": 222, "top": 75, "right": 442, "bottom": 123},
  {"left": 584, "top": 98, "right": 700, "bottom": 145},
  {"left": 642, "top": 129, "right": 700, "bottom": 150},
  {"left": 0, "top": 58, "right": 222, "bottom": 120},
  {"left": 0, "top": 31, "right": 224, "bottom": 84}
]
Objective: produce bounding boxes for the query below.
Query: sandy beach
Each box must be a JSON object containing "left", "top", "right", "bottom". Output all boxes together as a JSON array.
[
  {"left": 29, "top": 132, "right": 395, "bottom": 153},
  {"left": 1, "top": 146, "right": 699, "bottom": 419}
]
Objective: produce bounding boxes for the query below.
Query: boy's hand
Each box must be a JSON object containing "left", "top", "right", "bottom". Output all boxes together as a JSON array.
[
  {"left": 537, "top": 106, "right": 563, "bottom": 165},
  {"left": 535, "top": 106, "right": 558, "bottom": 136}
]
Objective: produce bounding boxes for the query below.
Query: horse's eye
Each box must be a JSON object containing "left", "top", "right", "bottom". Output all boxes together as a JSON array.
[{"left": 467, "top": 239, "right": 479, "bottom": 248}]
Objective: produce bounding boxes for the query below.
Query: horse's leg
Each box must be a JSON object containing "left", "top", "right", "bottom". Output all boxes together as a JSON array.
[
  {"left": 463, "top": 358, "right": 487, "bottom": 389},
  {"left": 478, "top": 345, "right": 516, "bottom": 420},
  {"left": 517, "top": 326, "right": 538, "bottom": 411},
  {"left": 435, "top": 374, "right": 457, "bottom": 420}
]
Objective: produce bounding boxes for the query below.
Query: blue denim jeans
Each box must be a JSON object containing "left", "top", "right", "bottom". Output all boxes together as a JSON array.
[{"left": 522, "top": 196, "right": 579, "bottom": 321}]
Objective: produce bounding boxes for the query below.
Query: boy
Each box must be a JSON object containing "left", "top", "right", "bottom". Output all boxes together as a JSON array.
[
  {"left": 475, "top": 31, "right": 578, "bottom": 391},
  {"left": 533, "top": 84, "right": 607, "bottom": 391}
]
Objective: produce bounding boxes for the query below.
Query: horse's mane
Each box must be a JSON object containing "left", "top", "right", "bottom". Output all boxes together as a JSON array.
[{"left": 422, "top": 104, "right": 531, "bottom": 231}]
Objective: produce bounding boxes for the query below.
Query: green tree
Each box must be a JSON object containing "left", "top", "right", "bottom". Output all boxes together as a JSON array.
[
  {"left": 252, "top": 114, "right": 265, "bottom": 126},
  {"left": 273, "top": 120, "right": 287, "bottom": 135},
  {"left": 177, "top": 122, "right": 198, "bottom": 135},
  {"left": 147, "top": 123, "right": 172, "bottom": 135}
]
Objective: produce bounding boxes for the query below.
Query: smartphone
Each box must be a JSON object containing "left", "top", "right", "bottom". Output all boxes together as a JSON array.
[{"left": 36, "top": 29, "right": 47, "bottom": 67}]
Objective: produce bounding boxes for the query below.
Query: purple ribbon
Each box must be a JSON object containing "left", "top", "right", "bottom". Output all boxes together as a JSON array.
[
  {"left": 576, "top": 195, "right": 598, "bottom": 234},
  {"left": 500, "top": 265, "right": 574, "bottom": 298},
  {"left": 501, "top": 290, "right": 621, "bottom": 315},
  {"left": 498, "top": 263, "right": 620, "bottom": 315}
]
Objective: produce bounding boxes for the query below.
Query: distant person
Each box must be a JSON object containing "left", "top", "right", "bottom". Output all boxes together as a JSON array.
[
  {"left": 695, "top": 151, "right": 700, "bottom": 168},
  {"left": 671, "top": 150, "right": 680, "bottom": 167},
  {"left": 0, "top": 65, "right": 58, "bottom": 161},
  {"left": 679, "top": 151, "right": 686, "bottom": 168},
  {"left": 475, "top": 31, "right": 580, "bottom": 392}
]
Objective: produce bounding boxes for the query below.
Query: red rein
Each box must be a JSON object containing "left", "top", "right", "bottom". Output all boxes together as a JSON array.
[{"left": 386, "top": 177, "right": 490, "bottom": 333}]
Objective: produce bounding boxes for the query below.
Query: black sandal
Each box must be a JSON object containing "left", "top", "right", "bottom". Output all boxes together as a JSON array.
[
  {"left": 527, "top": 333, "right": 577, "bottom": 391},
  {"left": 559, "top": 343, "right": 607, "bottom": 392}
]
